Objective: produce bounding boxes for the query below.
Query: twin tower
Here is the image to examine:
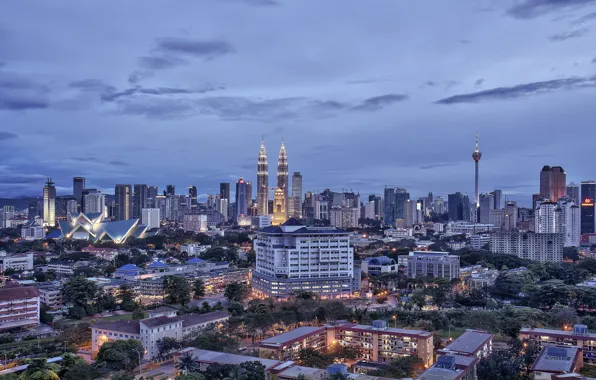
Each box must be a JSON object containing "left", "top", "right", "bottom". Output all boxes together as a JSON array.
[{"left": 257, "top": 139, "right": 288, "bottom": 224}]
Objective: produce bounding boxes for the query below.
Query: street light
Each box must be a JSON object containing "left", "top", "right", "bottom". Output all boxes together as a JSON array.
[
  {"left": 392, "top": 315, "right": 397, "bottom": 328},
  {"left": 134, "top": 349, "right": 143, "bottom": 378}
]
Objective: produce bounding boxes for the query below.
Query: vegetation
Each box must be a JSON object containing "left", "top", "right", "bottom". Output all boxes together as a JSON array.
[
  {"left": 163, "top": 275, "right": 191, "bottom": 306},
  {"left": 193, "top": 279, "right": 205, "bottom": 299},
  {"left": 224, "top": 282, "right": 249, "bottom": 303},
  {"left": 369, "top": 356, "right": 425, "bottom": 378},
  {"left": 95, "top": 339, "right": 144, "bottom": 372}
]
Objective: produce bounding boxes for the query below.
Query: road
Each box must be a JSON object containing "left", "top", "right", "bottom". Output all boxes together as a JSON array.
[{"left": 137, "top": 363, "right": 175, "bottom": 379}]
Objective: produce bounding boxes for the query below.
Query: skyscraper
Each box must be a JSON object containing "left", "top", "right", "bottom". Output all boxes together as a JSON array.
[
  {"left": 448, "top": 192, "right": 464, "bottom": 221},
  {"left": 257, "top": 139, "right": 269, "bottom": 216},
  {"left": 277, "top": 140, "right": 289, "bottom": 215},
  {"left": 73, "top": 177, "right": 85, "bottom": 211},
  {"left": 220, "top": 183, "right": 230, "bottom": 202},
  {"left": 567, "top": 182, "right": 580, "bottom": 206},
  {"left": 272, "top": 187, "right": 287, "bottom": 225},
  {"left": 540, "top": 166, "right": 566, "bottom": 202},
  {"left": 235, "top": 178, "right": 247, "bottom": 218},
  {"left": 43, "top": 178, "right": 56, "bottom": 227},
  {"left": 479, "top": 193, "right": 494, "bottom": 224},
  {"left": 395, "top": 188, "right": 410, "bottom": 220},
  {"left": 291, "top": 172, "right": 303, "bottom": 219},
  {"left": 493, "top": 189, "right": 502, "bottom": 210},
  {"left": 132, "top": 184, "right": 148, "bottom": 218},
  {"left": 115, "top": 184, "right": 132, "bottom": 221},
  {"left": 581, "top": 181, "right": 596, "bottom": 234},
  {"left": 166, "top": 185, "right": 175, "bottom": 196},
  {"left": 472, "top": 133, "right": 482, "bottom": 208},
  {"left": 245, "top": 181, "right": 253, "bottom": 207},
  {"left": 383, "top": 188, "right": 396, "bottom": 224},
  {"left": 189, "top": 186, "right": 198, "bottom": 208}
]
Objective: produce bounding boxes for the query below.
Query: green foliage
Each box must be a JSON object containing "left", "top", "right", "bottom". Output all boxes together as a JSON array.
[
  {"left": 369, "top": 356, "right": 424, "bottom": 378},
  {"left": 185, "top": 331, "right": 238, "bottom": 352},
  {"left": 227, "top": 302, "right": 245, "bottom": 316},
  {"left": 175, "top": 374, "right": 205, "bottom": 380},
  {"left": 156, "top": 337, "right": 182, "bottom": 358},
  {"left": 200, "top": 363, "right": 236, "bottom": 380},
  {"left": 132, "top": 307, "right": 145, "bottom": 320},
  {"left": 239, "top": 361, "right": 266, "bottom": 380},
  {"left": 296, "top": 348, "right": 334, "bottom": 368},
  {"left": 477, "top": 340, "right": 540, "bottom": 380},
  {"left": 223, "top": 366, "right": 247, "bottom": 380},
  {"left": 193, "top": 279, "right": 205, "bottom": 299},
  {"left": 61, "top": 277, "right": 98, "bottom": 318},
  {"left": 224, "top": 282, "right": 249, "bottom": 303},
  {"left": 164, "top": 276, "right": 191, "bottom": 306},
  {"left": 62, "top": 362, "right": 99, "bottom": 380},
  {"left": 202, "top": 247, "right": 239, "bottom": 263},
  {"left": 95, "top": 339, "right": 144, "bottom": 372},
  {"left": 176, "top": 351, "right": 200, "bottom": 375},
  {"left": 118, "top": 284, "right": 137, "bottom": 311}
]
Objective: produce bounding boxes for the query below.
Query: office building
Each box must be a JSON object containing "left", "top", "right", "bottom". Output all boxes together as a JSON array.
[
  {"left": 189, "top": 186, "right": 198, "bottom": 208},
  {"left": 114, "top": 184, "right": 132, "bottom": 221},
  {"left": 472, "top": 133, "right": 482, "bottom": 208},
  {"left": 406, "top": 251, "right": 460, "bottom": 280},
  {"left": 43, "top": 178, "right": 56, "bottom": 227},
  {"left": 217, "top": 198, "right": 229, "bottom": 221},
  {"left": 272, "top": 188, "right": 287, "bottom": 225},
  {"left": 383, "top": 187, "right": 396, "bottom": 224},
  {"left": 434, "top": 196, "right": 446, "bottom": 215},
  {"left": 133, "top": 184, "right": 148, "bottom": 219},
  {"left": 84, "top": 191, "right": 106, "bottom": 214},
  {"left": 28, "top": 201, "right": 40, "bottom": 221},
  {"left": 91, "top": 311, "right": 230, "bottom": 360},
  {"left": 183, "top": 213, "right": 208, "bottom": 233},
  {"left": 448, "top": 192, "right": 465, "bottom": 221},
  {"left": 478, "top": 193, "right": 494, "bottom": 224},
  {"left": 0, "top": 205, "right": 14, "bottom": 229},
  {"left": 567, "top": 182, "right": 580, "bottom": 206},
  {"left": 257, "top": 139, "right": 269, "bottom": 216},
  {"left": 235, "top": 177, "right": 248, "bottom": 218},
  {"left": 540, "top": 166, "right": 567, "bottom": 202},
  {"left": 581, "top": 181, "right": 596, "bottom": 234},
  {"left": 291, "top": 172, "right": 302, "bottom": 219},
  {"left": 490, "top": 231, "right": 564, "bottom": 262},
  {"left": 21, "top": 218, "right": 45, "bottom": 240},
  {"left": 142, "top": 208, "right": 161, "bottom": 229},
  {"left": 504, "top": 201, "right": 518, "bottom": 231},
  {"left": 493, "top": 189, "right": 502, "bottom": 210},
  {"left": 147, "top": 186, "right": 159, "bottom": 207},
  {"left": 166, "top": 185, "right": 175, "bottom": 196},
  {"left": 252, "top": 219, "right": 359, "bottom": 299},
  {"left": 245, "top": 181, "right": 252, "bottom": 207},
  {"left": 73, "top": 176, "right": 85, "bottom": 211},
  {"left": 330, "top": 207, "right": 359, "bottom": 229},
  {"left": 0, "top": 282, "right": 40, "bottom": 331},
  {"left": 277, "top": 140, "right": 289, "bottom": 215},
  {"left": 0, "top": 252, "right": 33, "bottom": 271}
]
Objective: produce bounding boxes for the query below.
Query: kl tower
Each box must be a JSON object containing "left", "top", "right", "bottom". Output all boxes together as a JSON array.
[{"left": 472, "top": 132, "right": 482, "bottom": 210}]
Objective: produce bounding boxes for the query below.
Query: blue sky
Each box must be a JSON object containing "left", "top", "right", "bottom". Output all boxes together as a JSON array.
[{"left": 1, "top": 0, "right": 596, "bottom": 205}]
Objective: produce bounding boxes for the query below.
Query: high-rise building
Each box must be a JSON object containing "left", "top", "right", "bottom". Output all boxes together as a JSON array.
[
  {"left": 28, "top": 201, "right": 40, "bottom": 221},
  {"left": 114, "top": 184, "right": 132, "bottom": 221},
  {"left": 540, "top": 166, "right": 567, "bottom": 202},
  {"left": 277, "top": 140, "right": 289, "bottom": 215},
  {"left": 558, "top": 198, "right": 580, "bottom": 247},
  {"left": 245, "top": 181, "right": 252, "bottom": 207},
  {"left": 567, "top": 182, "right": 580, "bottom": 206},
  {"left": 479, "top": 193, "right": 494, "bottom": 224},
  {"left": 493, "top": 189, "right": 502, "bottom": 210},
  {"left": 257, "top": 139, "right": 269, "bottom": 216},
  {"left": 188, "top": 186, "right": 198, "bottom": 208},
  {"left": 235, "top": 178, "right": 248, "bottom": 218},
  {"left": 383, "top": 187, "right": 396, "bottom": 224},
  {"left": 73, "top": 177, "right": 85, "bottom": 211},
  {"left": 581, "top": 181, "right": 596, "bottom": 234},
  {"left": 0, "top": 205, "right": 14, "bottom": 229},
  {"left": 84, "top": 191, "right": 105, "bottom": 214},
  {"left": 166, "top": 185, "right": 175, "bottom": 196},
  {"left": 132, "top": 184, "right": 148, "bottom": 219},
  {"left": 491, "top": 232, "right": 564, "bottom": 262},
  {"left": 291, "top": 172, "right": 303, "bottom": 219},
  {"left": 272, "top": 188, "right": 287, "bottom": 225},
  {"left": 472, "top": 133, "right": 482, "bottom": 209},
  {"left": 252, "top": 219, "right": 358, "bottom": 299},
  {"left": 434, "top": 197, "right": 446, "bottom": 215},
  {"left": 448, "top": 192, "right": 464, "bottom": 221},
  {"left": 504, "top": 201, "right": 518, "bottom": 231},
  {"left": 220, "top": 183, "right": 230, "bottom": 202},
  {"left": 217, "top": 198, "right": 229, "bottom": 221},
  {"left": 396, "top": 188, "right": 410, "bottom": 220},
  {"left": 43, "top": 178, "right": 56, "bottom": 227},
  {"left": 330, "top": 207, "right": 359, "bottom": 228},
  {"left": 147, "top": 186, "right": 158, "bottom": 208},
  {"left": 142, "top": 208, "right": 160, "bottom": 229}
]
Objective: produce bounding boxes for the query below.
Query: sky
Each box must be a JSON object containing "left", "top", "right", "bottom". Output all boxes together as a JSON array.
[{"left": 1, "top": 0, "right": 596, "bottom": 205}]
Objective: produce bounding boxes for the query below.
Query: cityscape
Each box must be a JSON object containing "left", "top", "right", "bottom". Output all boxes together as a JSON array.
[{"left": 2, "top": 1, "right": 596, "bottom": 380}]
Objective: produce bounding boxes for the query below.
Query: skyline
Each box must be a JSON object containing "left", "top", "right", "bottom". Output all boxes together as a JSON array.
[{"left": 2, "top": 0, "right": 596, "bottom": 203}]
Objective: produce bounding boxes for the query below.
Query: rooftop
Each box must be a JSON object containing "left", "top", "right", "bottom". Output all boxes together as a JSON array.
[
  {"left": 532, "top": 346, "right": 581, "bottom": 374},
  {"left": 418, "top": 366, "right": 461, "bottom": 380},
  {"left": 140, "top": 315, "right": 181, "bottom": 328},
  {"left": 440, "top": 330, "right": 493, "bottom": 356},
  {"left": 260, "top": 326, "right": 325, "bottom": 347},
  {"left": 180, "top": 311, "right": 230, "bottom": 327},
  {"left": 183, "top": 348, "right": 280, "bottom": 369},
  {"left": 0, "top": 283, "right": 40, "bottom": 301},
  {"left": 339, "top": 323, "right": 432, "bottom": 337},
  {"left": 91, "top": 320, "right": 141, "bottom": 335}
]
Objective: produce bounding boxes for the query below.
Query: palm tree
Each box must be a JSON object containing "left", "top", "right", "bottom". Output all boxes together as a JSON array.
[
  {"left": 223, "top": 366, "right": 247, "bottom": 380},
  {"left": 176, "top": 352, "right": 199, "bottom": 375}
]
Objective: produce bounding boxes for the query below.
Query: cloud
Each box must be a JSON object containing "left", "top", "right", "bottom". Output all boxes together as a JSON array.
[
  {"left": 351, "top": 94, "right": 409, "bottom": 111},
  {"left": 154, "top": 37, "right": 235, "bottom": 59},
  {"left": 0, "top": 173, "right": 47, "bottom": 184},
  {"left": 69, "top": 79, "right": 114, "bottom": 92},
  {"left": 474, "top": 78, "right": 484, "bottom": 88},
  {"left": 128, "top": 70, "right": 154, "bottom": 85},
  {"left": 0, "top": 132, "right": 17, "bottom": 141},
  {"left": 548, "top": 28, "right": 590, "bottom": 41},
  {"left": 572, "top": 11, "right": 596, "bottom": 24},
  {"left": 109, "top": 160, "right": 129, "bottom": 166},
  {"left": 0, "top": 70, "right": 50, "bottom": 110},
  {"left": 138, "top": 55, "right": 188, "bottom": 70},
  {"left": 70, "top": 156, "right": 97, "bottom": 162},
  {"left": 100, "top": 83, "right": 223, "bottom": 102},
  {"left": 435, "top": 75, "right": 596, "bottom": 104},
  {"left": 506, "top": 0, "right": 596, "bottom": 19},
  {"left": 420, "top": 163, "right": 456, "bottom": 170},
  {"left": 592, "top": 57, "right": 596, "bottom": 63}
]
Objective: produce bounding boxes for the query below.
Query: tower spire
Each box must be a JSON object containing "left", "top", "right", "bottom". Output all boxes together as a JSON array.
[{"left": 475, "top": 131, "right": 479, "bottom": 153}]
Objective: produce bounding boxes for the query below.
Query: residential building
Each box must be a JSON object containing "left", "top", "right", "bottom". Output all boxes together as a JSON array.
[
  {"left": 0, "top": 282, "right": 40, "bottom": 331},
  {"left": 37, "top": 284, "right": 63, "bottom": 310},
  {"left": 491, "top": 231, "right": 564, "bottom": 262},
  {"left": 183, "top": 214, "right": 208, "bottom": 232},
  {"left": 531, "top": 346, "right": 583, "bottom": 380},
  {"left": 91, "top": 311, "right": 230, "bottom": 359},
  {"left": 180, "top": 243, "right": 211, "bottom": 257},
  {"left": 0, "top": 205, "right": 14, "bottom": 228},
  {"left": 115, "top": 184, "right": 132, "bottom": 221},
  {"left": 520, "top": 325, "right": 596, "bottom": 364},
  {"left": 540, "top": 166, "right": 567, "bottom": 203},
  {"left": 330, "top": 207, "right": 359, "bottom": 229},
  {"left": 361, "top": 256, "right": 398, "bottom": 276},
  {"left": 43, "top": 178, "right": 56, "bottom": 227},
  {"left": 438, "top": 330, "right": 493, "bottom": 359},
  {"left": 21, "top": 218, "right": 46, "bottom": 240},
  {"left": 406, "top": 251, "right": 460, "bottom": 280},
  {"left": 418, "top": 355, "right": 477, "bottom": 380},
  {"left": 142, "top": 208, "right": 160, "bottom": 229},
  {"left": 47, "top": 260, "right": 76, "bottom": 275},
  {"left": 252, "top": 218, "right": 359, "bottom": 299},
  {"left": 291, "top": 172, "right": 302, "bottom": 219},
  {"left": 0, "top": 252, "right": 33, "bottom": 272},
  {"left": 84, "top": 191, "right": 106, "bottom": 215}
]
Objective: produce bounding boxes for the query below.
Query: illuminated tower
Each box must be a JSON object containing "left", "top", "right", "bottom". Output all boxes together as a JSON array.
[
  {"left": 257, "top": 139, "right": 269, "bottom": 215},
  {"left": 43, "top": 178, "right": 56, "bottom": 227},
  {"left": 277, "top": 139, "right": 289, "bottom": 215},
  {"left": 472, "top": 132, "right": 482, "bottom": 209},
  {"left": 272, "top": 188, "right": 287, "bottom": 225}
]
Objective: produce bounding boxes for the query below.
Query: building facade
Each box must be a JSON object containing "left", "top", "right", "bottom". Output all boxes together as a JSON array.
[
  {"left": 329, "top": 207, "right": 359, "bottom": 229},
  {"left": 0, "top": 282, "right": 40, "bottom": 331},
  {"left": 0, "top": 252, "right": 33, "bottom": 272},
  {"left": 540, "top": 166, "right": 566, "bottom": 202},
  {"left": 581, "top": 181, "right": 596, "bottom": 234},
  {"left": 115, "top": 184, "right": 132, "bottom": 221},
  {"left": 406, "top": 251, "right": 460, "bottom": 280},
  {"left": 257, "top": 140, "right": 269, "bottom": 216},
  {"left": 142, "top": 208, "right": 161, "bottom": 229},
  {"left": 277, "top": 141, "right": 289, "bottom": 216},
  {"left": 291, "top": 172, "right": 302, "bottom": 219},
  {"left": 43, "top": 178, "right": 56, "bottom": 227},
  {"left": 490, "top": 231, "right": 564, "bottom": 262}
]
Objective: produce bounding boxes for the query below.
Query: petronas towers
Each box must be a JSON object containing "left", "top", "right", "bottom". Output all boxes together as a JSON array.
[{"left": 256, "top": 139, "right": 289, "bottom": 222}]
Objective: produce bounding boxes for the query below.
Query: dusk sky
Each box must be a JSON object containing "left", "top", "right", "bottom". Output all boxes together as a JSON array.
[{"left": 1, "top": 0, "right": 596, "bottom": 205}]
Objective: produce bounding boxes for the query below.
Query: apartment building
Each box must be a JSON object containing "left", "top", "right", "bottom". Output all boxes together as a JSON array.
[
  {"left": 520, "top": 324, "right": 596, "bottom": 364},
  {"left": 406, "top": 251, "right": 460, "bottom": 280},
  {"left": 0, "top": 252, "right": 34, "bottom": 272},
  {"left": 258, "top": 320, "right": 434, "bottom": 368},
  {"left": 91, "top": 311, "right": 230, "bottom": 359},
  {"left": 0, "top": 282, "right": 40, "bottom": 331},
  {"left": 531, "top": 346, "right": 583, "bottom": 380},
  {"left": 491, "top": 232, "right": 564, "bottom": 263},
  {"left": 37, "top": 284, "right": 63, "bottom": 310}
]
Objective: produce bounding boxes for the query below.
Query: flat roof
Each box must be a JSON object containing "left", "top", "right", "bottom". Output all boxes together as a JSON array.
[
  {"left": 532, "top": 346, "right": 580, "bottom": 373},
  {"left": 260, "top": 326, "right": 325, "bottom": 347},
  {"left": 440, "top": 330, "right": 493, "bottom": 356},
  {"left": 186, "top": 348, "right": 281, "bottom": 369},
  {"left": 521, "top": 327, "right": 596, "bottom": 340},
  {"left": 338, "top": 323, "right": 432, "bottom": 338},
  {"left": 418, "top": 367, "right": 461, "bottom": 380}
]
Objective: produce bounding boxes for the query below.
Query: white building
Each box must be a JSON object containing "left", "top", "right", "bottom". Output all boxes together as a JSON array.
[
  {"left": 470, "top": 234, "right": 491, "bottom": 250},
  {"left": 180, "top": 243, "right": 211, "bottom": 257},
  {"left": 406, "top": 251, "right": 460, "bottom": 280},
  {"left": 216, "top": 198, "right": 229, "bottom": 221},
  {"left": 490, "top": 232, "right": 564, "bottom": 262},
  {"left": 534, "top": 199, "right": 580, "bottom": 247},
  {"left": 21, "top": 218, "right": 46, "bottom": 240},
  {"left": 183, "top": 214, "right": 207, "bottom": 232},
  {"left": 252, "top": 219, "right": 359, "bottom": 299},
  {"left": 252, "top": 215, "right": 271, "bottom": 229},
  {"left": 0, "top": 252, "right": 34, "bottom": 272},
  {"left": 142, "top": 208, "right": 161, "bottom": 229},
  {"left": 330, "top": 207, "right": 359, "bottom": 229},
  {"left": 361, "top": 256, "right": 398, "bottom": 275},
  {"left": 445, "top": 221, "right": 499, "bottom": 235},
  {"left": 384, "top": 228, "right": 412, "bottom": 239},
  {"left": 84, "top": 192, "right": 106, "bottom": 215}
]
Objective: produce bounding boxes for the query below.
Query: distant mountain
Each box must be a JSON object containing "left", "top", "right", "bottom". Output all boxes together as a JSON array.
[{"left": 0, "top": 197, "right": 41, "bottom": 211}]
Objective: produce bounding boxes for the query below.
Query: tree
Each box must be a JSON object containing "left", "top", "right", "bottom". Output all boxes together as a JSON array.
[
  {"left": 297, "top": 348, "right": 333, "bottom": 368},
  {"left": 176, "top": 351, "right": 199, "bottom": 375},
  {"left": 186, "top": 331, "right": 238, "bottom": 352},
  {"left": 224, "top": 282, "right": 249, "bottom": 303},
  {"left": 193, "top": 279, "right": 205, "bottom": 299},
  {"left": 157, "top": 337, "right": 182, "bottom": 359},
  {"left": 110, "top": 372, "right": 135, "bottom": 380},
  {"left": 118, "top": 284, "right": 137, "bottom": 311},
  {"left": 227, "top": 302, "right": 245, "bottom": 316},
  {"left": 23, "top": 358, "right": 60, "bottom": 380},
  {"left": 61, "top": 277, "right": 98, "bottom": 316},
  {"left": 240, "top": 361, "right": 266, "bottom": 380},
  {"left": 40, "top": 304, "right": 54, "bottom": 324},
  {"left": 410, "top": 290, "right": 426, "bottom": 310},
  {"left": 175, "top": 374, "right": 205, "bottom": 380},
  {"left": 133, "top": 307, "right": 145, "bottom": 320},
  {"left": 62, "top": 362, "right": 100, "bottom": 380},
  {"left": 164, "top": 276, "right": 191, "bottom": 306},
  {"left": 200, "top": 363, "right": 236, "bottom": 380},
  {"left": 223, "top": 366, "right": 247, "bottom": 380},
  {"left": 95, "top": 339, "right": 144, "bottom": 372}
]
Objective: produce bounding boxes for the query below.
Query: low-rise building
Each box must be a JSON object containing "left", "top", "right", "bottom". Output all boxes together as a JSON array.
[
  {"left": 21, "top": 219, "right": 46, "bottom": 240},
  {"left": 361, "top": 256, "right": 398, "bottom": 276},
  {"left": 0, "top": 281, "right": 40, "bottom": 331},
  {"left": 418, "top": 355, "right": 477, "bottom": 380},
  {"left": 384, "top": 228, "right": 412, "bottom": 240},
  {"left": 406, "top": 251, "right": 460, "bottom": 280},
  {"left": 91, "top": 311, "right": 230, "bottom": 359},
  {"left": 37, "top": 284, "right": 63, "bottom": 310},
  {"left": 180, "top": 244, "right": 211, "bottom": 257},
  {"left": 47, "top": 260, "right": 76, "bottom": 275},
  {"left": 0, "top": 252, "right": 34, "bottom": 272},
  {"left": 465, "top": 270, "right": 499, "bottom": 289},
  {"left": 259, "top": 326, "right": 327, "bottom": 361},
  {"left": 531, "top": 346, "right": 583, "bottom": 380},
  {"left": 438, "top": 330, "right": 493, "bottom": 359},
  {"left": 520, "top": 325, "right": 596, "bottom": 364}
]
